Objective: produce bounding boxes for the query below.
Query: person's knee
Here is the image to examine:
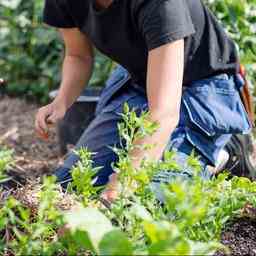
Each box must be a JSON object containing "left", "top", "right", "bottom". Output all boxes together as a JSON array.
[
  {"left": 92, "top": 153, "right": 118, "bottom": 186},
  {"left": 54, "top": 149, "right": 118, "bottom": 188},
  {"left": 150, "top": 150, "right": 209, "bottom": 202}
]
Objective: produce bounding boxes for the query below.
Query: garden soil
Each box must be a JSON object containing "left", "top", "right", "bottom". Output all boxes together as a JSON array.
[
  {"left": 216, "top": 218, "right": 256, "bottom": 256},
  {"left": 0, "top": 95, "right": 61, "bottom": 179},
  {"left": 0, "top": 95, "right": 256, "bottom": 255}
]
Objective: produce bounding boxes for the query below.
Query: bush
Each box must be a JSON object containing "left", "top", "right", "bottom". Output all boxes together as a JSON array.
[
  {"left": 0, "top": 0, "right": 112, "bottom": 103},
  {"left": 0, "top": 0, "right": 61, "bottom": 102},
  {"left": 0, "top": 0, "right": 255, "bottom": 102},
  {"left": 205, "top": 0, "right": 256, "bottom": 86}
]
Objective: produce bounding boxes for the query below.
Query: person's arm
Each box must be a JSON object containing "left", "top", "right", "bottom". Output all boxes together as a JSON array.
[
  {"left": 55, "top": 28, "right": 94, "bottom": 110},
  {"left": 35, "top": 28, "right": 94, "bottom": 137},
  {"left": 102, "top": 39, "right": 184, "bottom": 202},
  {"left": 131, "top": 39, "right": 184, "bottom": 167}
]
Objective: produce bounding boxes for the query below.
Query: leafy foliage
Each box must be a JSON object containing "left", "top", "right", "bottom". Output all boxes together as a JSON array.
[
  {"left": 0, "top": 0, "right": 61, "bottom": 102},
  {"left": 0, "top": 149, "right": 13, "bottom": 183},
  {"left": 59, "top": 106, "right": 256, "bottom": 255},
  {"left": 0, "top": 0, "right": 112, "bottom": 102},
  {"left": 0, "top": 0, "right": 255, "bottom": 101},
  {"left": 0, "top": 108, "right": 256, "bottom": 254},
  {"left": 69, "top": 148, "right": 103, "bottom": 206},
  {"left": 205, "top": 0, "right": 256, "bottom": 85},
  {"left": 0, "top": 177, "right": 63, "bottom": 255}
]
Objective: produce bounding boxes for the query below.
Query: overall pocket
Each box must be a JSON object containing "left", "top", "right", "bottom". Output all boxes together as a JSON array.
[{"left": 182, "top": 75, "right": 251, "bottom": 137}]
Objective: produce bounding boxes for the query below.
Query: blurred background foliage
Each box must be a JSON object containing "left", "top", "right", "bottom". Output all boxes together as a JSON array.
[
  {"left": 206, "top": 0, "right": 256, "bottom": 89},
  {"left": 0, "top": 0, "right": 255, "bottom": 103}
]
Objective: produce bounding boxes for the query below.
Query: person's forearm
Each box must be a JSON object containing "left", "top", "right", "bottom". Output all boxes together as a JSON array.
[
  {"left": 55, "top": 55, "right": 93, "bottom": 109},
  {"left": 129, "top": 40, "right": 183, "bottom": 170},
  {"left": 130, "top": 112, "right": 179, "bottom": 169}
]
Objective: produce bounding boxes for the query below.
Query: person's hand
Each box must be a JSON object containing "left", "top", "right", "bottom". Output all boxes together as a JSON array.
[
  {"left": 100, "top": 173, "right": 120, "bottom": 205},
  {"left": 35, "top": 100, "right": 67, "bottom": 140}
]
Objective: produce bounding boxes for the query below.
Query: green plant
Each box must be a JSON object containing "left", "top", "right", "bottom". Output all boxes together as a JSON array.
[
  {"left": 63, "top": 207, "right": 223, "bottom": 256},
  {"left": 0, "top": 176, "right": 64, "bottom": 255},
  {"left": 1, "top": 0, "right": 255, "bottom": 101},
  {"left": 0, "top": 0, "right": 61, "bottom": 102},
  {"left": 69, "top": 148, "right": 103, "bottom": 206},
  {"left": 205, "top": 0, "right": 256, "bottom": 86},
  {"left": 64, "top": 105, "right": 256, "bottom": 255},
  {"left": 0, "top": 107, "right": 256, "bottom": 255},
  {"left": 0, "top": 149, "right": 13, "bottom": 183},
  {"left": 0, "top": 0, "right": 113, "bottom": 102}
]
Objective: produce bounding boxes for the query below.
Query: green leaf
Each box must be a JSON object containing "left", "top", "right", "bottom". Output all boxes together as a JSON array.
[
  {"left": 99, "top": 230, "right": 134, "bottom": 256},
  {"left": 149, "top": 239, "right": 191, "bottom": 255},
  {"left": 73, "top": 230, "right": 94, "bottom": 252},
  {"left": 65, "top": 207, "right": 114, "bottom": 253},
  {"left": 130, "top": 204, "right": 152, "bottom": 221},
  {"left": 190, "top": 241, "right": 226, "bottom": 255},
  {"left": 123, "top": 102, "right": 130, "bottom": 114}
]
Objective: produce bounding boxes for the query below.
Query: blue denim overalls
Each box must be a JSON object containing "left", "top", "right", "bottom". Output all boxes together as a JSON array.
[{"left": 55, "top": 65, "right": 251, "bottom": 191}]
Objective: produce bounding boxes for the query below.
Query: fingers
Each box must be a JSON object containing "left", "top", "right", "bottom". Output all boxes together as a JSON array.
[
  {"left": 108, "top": 173, "right": 118, "bottom": 189},
  {"left": 46, "top": 103, "right": 66, "bottom": 126},
  {"left": 35, "top": 118, "right": 49, "bottom": 140},
  {"left": 46, "top": 112, "right": 59, "bottom": 126},
  {"left": 35, "top": 102, "right": 66, "bottom": 140},
  {"left": 100, "top": 173, "right": 119, "bottom": 205},
  {"left": 101, "top": 188, "right": 119, "bottom": 205},
  {"left": 36, "top": 107, "right": 49, "bottom": 132},
  {"left": 35, "top": 106, "right": 52, "bottom": 139}
]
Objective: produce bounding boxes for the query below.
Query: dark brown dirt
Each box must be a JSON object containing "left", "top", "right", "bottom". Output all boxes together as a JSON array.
[
  {"left": 0, "top": 95, "right": 62, "bottom": 179},
  {"left": 216, "top": 218, "right": 256, "bottom": 256}
]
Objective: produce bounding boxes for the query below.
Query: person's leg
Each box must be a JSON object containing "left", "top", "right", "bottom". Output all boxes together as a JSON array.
[
  {"left": 55, "top": 72, "right": 251, "bottom": 193},
  {"left": 54, "top": 81, "right": 218, "bottom": 190},
  {"left": 150, "top": 73, "right": 252, "bottom": 201},
  {"left": 54, "top": 85, "right": 148, "bottom": 188},
  {"left": 54, "top": 110, "right": 121, "bottom": 187}
]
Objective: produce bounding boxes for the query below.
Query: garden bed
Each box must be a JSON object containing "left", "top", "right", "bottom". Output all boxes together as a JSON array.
[
  {"left": 0, "top": 95, "right": 61, "bottom": 179},
  {"left": 0, "top": 96, "right": 256, "bottom": 255},
  {"left": 217, "top": 218, "right": 256, "bottom": 255}
]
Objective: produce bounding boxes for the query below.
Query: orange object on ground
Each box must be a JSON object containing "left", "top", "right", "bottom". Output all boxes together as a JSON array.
[{"left": 36, "top": 130, "right": 49, "bottom": 141}]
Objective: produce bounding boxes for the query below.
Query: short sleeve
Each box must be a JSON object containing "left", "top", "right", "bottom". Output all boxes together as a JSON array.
[
  {"left": 43, "top": 0, "right": 75, "bottom": 28},
  {"left": 137, "top": 0, "right": 195, "bottom": 50}
]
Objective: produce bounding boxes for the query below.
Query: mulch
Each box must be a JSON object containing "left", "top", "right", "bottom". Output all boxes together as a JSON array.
[
  {"left": 0, "top": 95, "right": 62, "bottom": 179},
  {"left": 216, "top": 218, "right": 256, "bottom": 256},
  {"left": 0, "top": 95, "right": 256, "bottom": 254}
]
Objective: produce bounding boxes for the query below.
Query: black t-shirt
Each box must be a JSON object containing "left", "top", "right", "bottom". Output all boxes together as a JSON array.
[{"left": 43, "top": 0, "right": 239, "bottom": 86}]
